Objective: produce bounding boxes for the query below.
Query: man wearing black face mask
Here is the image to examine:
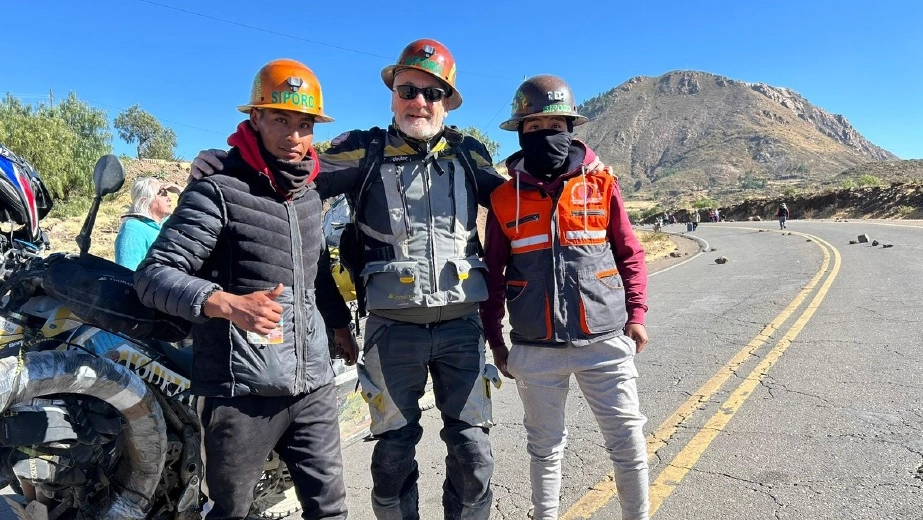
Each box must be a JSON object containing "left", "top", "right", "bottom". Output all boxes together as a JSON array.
[{"left": 480, "top": 75, "right": 651, "bottom": 520}]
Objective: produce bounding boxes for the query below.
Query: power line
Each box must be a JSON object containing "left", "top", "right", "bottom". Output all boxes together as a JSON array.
[
  {"left": 136, "top": 0, "right": 393, "bottom": 60},
  {"left": 134, "top": 0, "right": 521, "bottom": 132},
  {"left": 134, "top": 0, "right": 518, "bottom": 83}
]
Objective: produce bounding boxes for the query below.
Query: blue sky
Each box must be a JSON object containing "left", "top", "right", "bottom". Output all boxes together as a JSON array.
[{"left": 3, "top": 0, "right": 921, "bottom": 162}]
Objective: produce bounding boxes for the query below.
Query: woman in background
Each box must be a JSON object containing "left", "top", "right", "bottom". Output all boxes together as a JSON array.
[{"left": 114, "top": 177, "right": 180, "bottom": 269}]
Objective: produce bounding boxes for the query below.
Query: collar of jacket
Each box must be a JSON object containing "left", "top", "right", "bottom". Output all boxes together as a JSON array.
[
  {"left": 386, "top": 122, "right": 469, "bottom": 155},
  {"left": 120, "top": 213, "right": 161, "bottom": 227},
  {"left": 504, "top": 140, "right": 596, "bottom": 191},
  {"left": 227, "top": 120, "right": 320, "bottom": 198}
]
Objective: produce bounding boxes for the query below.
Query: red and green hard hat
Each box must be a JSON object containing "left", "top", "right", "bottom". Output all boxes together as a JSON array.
[
  {"left": 381, "top": 38, "right": 462, "bottom": 110},
  {"left": 500, "top": 74, "right": 587, "bottom": 131}
]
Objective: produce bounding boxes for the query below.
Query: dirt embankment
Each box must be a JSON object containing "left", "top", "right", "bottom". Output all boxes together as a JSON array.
[
  {"left": 725, "top": 183, "right": 923, "bottom": 221},
  {"left": 638, "top": 181, "right": 923, "bottom": 226}
]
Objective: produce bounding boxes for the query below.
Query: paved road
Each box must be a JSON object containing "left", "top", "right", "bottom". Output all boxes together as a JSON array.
[{"left": 4, "top": 219, "right": 923, "bottom": 519}]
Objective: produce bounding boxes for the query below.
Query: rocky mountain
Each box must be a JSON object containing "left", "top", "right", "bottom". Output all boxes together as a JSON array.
[{"left": 574, "top": 71, "right": 899, "bottom": 198}]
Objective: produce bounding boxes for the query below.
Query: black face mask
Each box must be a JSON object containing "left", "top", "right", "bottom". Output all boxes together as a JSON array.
[{"left": 518, "top": 129, "right": 573, "bottom": 179}]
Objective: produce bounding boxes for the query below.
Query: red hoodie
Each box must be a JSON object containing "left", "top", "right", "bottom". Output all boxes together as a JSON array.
[{"left": 226, "top": 121, "right": 320, "bottom": 199}]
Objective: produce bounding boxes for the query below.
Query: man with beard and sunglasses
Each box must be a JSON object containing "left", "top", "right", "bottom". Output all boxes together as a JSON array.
[
  {"left": 319, "top": 38, "right": 502, "bottom": 520},
  {"left": 189, "top": 40, "right": 611, "bottom": 520},
  {"left": 481, "top": 75, "right": 650, "bottom": 520},
  {"left": 136, "top": 59, "right": 358, "bottom": 520}
]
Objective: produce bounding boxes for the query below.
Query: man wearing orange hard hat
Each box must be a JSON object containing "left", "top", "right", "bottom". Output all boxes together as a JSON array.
[{"left": 136, "top": 58, "right": 357, "bottom": 520}]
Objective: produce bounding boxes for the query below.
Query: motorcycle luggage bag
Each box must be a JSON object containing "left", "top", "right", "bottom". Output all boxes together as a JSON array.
[{"left": 41, "top": 254, "right": 190, "bottom": 342}]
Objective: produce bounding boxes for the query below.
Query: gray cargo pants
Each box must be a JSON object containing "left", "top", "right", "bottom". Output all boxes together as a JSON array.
[
  {"left": 358, "top": 312, "right": 495, "bottom": 520},
  {"left": 508, "top": 335, "right": 649, "bottom": 520}
]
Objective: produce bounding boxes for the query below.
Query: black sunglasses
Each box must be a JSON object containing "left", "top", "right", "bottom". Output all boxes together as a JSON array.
[
  {"left": 157, "top": 187, "right": 170, "bottom": 197},
  {"left": 393, "top": 84, "right": 447, "bottom": 103}
]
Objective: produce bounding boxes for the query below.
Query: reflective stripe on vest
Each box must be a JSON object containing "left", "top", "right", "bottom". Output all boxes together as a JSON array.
[
  {"left": 564, "top": 229, "right": 606, "bottom": 241},
  {"left": 510, "top": 233, "right": 550, "bottom": 252}
]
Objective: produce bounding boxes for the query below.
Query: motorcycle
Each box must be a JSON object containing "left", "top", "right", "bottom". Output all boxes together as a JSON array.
[{"left": 0, "top": 150, "right": 370, "bottom": 520}]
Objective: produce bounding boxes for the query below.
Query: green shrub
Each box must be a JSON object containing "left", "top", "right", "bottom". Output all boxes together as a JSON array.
[
  {"left": 856, "top": 174, "right": 882, "bottom": 187},
  {"left": 839, "top": 179, "right": 857, "bottom": 189}
]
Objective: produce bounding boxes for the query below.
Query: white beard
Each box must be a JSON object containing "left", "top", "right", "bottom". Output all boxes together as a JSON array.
[{"left": 396, "top": 115, "right": 442, "bottom": 141}]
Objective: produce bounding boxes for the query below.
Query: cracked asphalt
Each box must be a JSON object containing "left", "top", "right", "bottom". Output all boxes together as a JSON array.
[{"left": 341, "top": 219, "right": 923, "bottom": 519}]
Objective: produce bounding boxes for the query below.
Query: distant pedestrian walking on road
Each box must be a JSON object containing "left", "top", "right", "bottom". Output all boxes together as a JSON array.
[
  {"left": 690, "top": 208, "right": 700, "bottom": 231},
  {"left": 776, "top": 202, "right": 789, "bottom": 229}
]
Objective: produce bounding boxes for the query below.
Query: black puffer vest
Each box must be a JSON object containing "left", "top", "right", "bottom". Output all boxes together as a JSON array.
[{"left": 136, "top": 149, "right": 332, "bottom": 397}]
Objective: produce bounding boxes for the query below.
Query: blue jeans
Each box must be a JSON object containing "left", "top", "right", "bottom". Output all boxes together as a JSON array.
[{"left": 359, "top": 313, "right": 494, "bottom": 520}]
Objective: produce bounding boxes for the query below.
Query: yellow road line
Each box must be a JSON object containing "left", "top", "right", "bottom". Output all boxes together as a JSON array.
[
  {"left": 649, "top": 234, "right": 840, "bottom": 514},
  {"left": 561, "top": 232, "right": 839, "bottom": 519}
]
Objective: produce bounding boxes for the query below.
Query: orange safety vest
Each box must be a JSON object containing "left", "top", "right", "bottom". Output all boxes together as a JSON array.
[{"left": 490, "top": 171, "right": 629, "bottom": 346}]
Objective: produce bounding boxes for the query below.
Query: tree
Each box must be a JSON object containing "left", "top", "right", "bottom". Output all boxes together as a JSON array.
[
  {"left": 144, "top": 128, "right": 178, "bottom": 161},
  {"left": 313, "top": 139, "right": 332, "bottom": 154},
  {"left": 38, "top": 92, "right": 112, "bottom": 195},
  {"left": 0, "top": 94, "right": 81, "bottom": 199},
  {"left": 42, "top": 92, "right": 112, "bottom": 168},
  {"left": 114, "top": 105, "right": 177, "bottom": 160},
  {"left": 457, "top": 126, "right": 501, "bottom": 160}
]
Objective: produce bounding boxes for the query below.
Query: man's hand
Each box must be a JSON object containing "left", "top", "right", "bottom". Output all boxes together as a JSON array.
[
  {"left": 586, "top": 157, "right": 609, "bottom": 175},
  {"left": 332, "top": 327, "right": 359, "bottom": 366},
  {"left": 204, "top": 284, "right": 284, "bottom": 335},
  {"left": 625, "top": 323, "right": 649, "bottom": 353},
  {"left": 188, "top": 149, "right": 229, "bottom": 181},
  {"left": 490, "top": 344, "right": 513, "bottom": 379}
]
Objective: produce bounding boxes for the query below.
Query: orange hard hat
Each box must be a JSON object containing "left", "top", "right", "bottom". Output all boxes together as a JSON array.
[
  {"left": 381, "top": 38, "right": 462, "bottom": 110},
  {"left": 238, "top": 59, "right": 333, "bottom": 122}
]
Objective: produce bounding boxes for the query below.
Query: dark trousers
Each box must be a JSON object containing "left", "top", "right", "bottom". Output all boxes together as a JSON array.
[
  {"left": 198, "top": 384, "right": 347, "bottom": 520},
  {"left": 362, "top": 314, "right": 494, "bottom": 520}
]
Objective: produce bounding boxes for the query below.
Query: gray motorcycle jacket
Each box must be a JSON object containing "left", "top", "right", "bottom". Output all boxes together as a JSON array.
[{"left": 318, "top": 125, "right": 504, "bottom": 323}]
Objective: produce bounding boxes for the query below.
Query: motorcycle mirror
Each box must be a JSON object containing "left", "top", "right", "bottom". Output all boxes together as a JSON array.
[
  {"left": 77, "top": 155, "right": 126, "bottom": 255},
  {"left": 93, "top": 155, "right": 125, "bottom": 196}
]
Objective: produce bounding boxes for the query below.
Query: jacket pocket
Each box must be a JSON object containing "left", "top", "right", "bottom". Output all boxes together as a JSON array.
[
  {"left": 362, "top": 261, "right": 420, "bottom": 309},
  {"left": 228, "top": 284, "right": 297, "bottom": 395},
  {"left": 577, "top": 268, "right": 628, "bottom": 334},
  {"left": 505, "top": 279, "right": 551, "bottom": 340},
  {"left": 444, "top": 257, "right": 488, "bottom": 304}
]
